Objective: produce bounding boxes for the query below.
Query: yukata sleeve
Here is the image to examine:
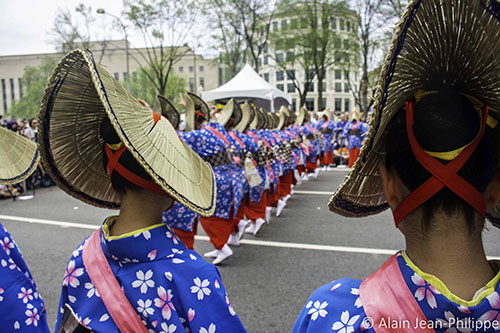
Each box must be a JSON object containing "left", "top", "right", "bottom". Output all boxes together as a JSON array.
[
  {"left": 293, "top": 278, "right": 371, "bottom": 333},
  {"left": 177, "top": 262, "right": 246, "bottom": 333}
]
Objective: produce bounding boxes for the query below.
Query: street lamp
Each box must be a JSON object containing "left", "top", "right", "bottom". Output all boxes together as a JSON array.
[{"left": 97, "top": 8, "right": 130, "bottom": 92}]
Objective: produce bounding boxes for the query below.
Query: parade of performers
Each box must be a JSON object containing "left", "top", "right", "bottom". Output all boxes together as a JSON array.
[{"left": 4, "top": 1, "right": 500, "bottom": 331}]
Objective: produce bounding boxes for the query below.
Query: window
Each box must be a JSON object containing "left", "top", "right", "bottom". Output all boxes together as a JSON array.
[
  {"left": 344, "top": 83, "right": 350, "bottom": 93},
  {"left": 264, "top": 73, "right": 270, "bottom": 82},
  {"left": 286, "top": 51, "right": 294, "bottom": 61},
  {"left": 258, "top": 58, "right": 262, "bottom": 67},
  {"left": 335, "top": 82, "right": 342, "bottom": 92},
  {"left": 277, "top": 84, "right": 284, "bottom": 91},
  {"left": 189, "top": 66, "right": 194, "bottom": 72},
  {"left": 335, "top": 98, "right": 342, "bottom": 112},
  {"left": 344, "top": 70, "right": 350, "bottom": 80},
  {"left": 331, "top": 17, "right": 337, "bottom": 30},
  {"left": 321, "top": 98, "right": 327, "bottom": 109},
  {"left": 123, "top": 72, "right": 128, "bottom": 82},
  {"left": 287, "top": 83, "right": 295, "bottom": 93},
  {"left": 10, "top": 78, "right": 14, "bottom": 101},
  {"left": 344, "top": 99, "right": 350, "bottom": 113},
  {"left": 18, "top": 78, "right": 23, "bottom": 98},
  {"left": 344, "top": 54, "right": 349, "bottom": 63},
  {"left": 264, "top": 44, "right": 268, "bottom": 53},
  {"left": 281, "top": 20, "right": 287, "bottom": 29},
  {"left": 114, "top": 73, "right": 119, "bottom": 80},
  {"left": 199, "top": 77, "right": 205, "bottom": 88},
  {"left": 179, "top": 66, "right": 184, "bottom": 73},
  {"left": 276, "top": 53, "right": 284, "bottom": 63},
  {"left": 305, "top": 98, "right": 315, "bottom": 111},
  {"left": 340, "top": 19, "right": 345, "bottom": 31},
  {"left": 1, "top": 79, "right": 6, "bottom": 113},
  {"left": 272, "top": 21, "right": 278, "bottom": 30},
  {"left": 276, "top": 71, "right": 284, "bottom": 81},
  {"left": 287, "top": 70, "right": 296, "bottom": 80},
  {"left": 335, "top": 70, "right": 342, "bottom": 80},
  {"left": 306, "top": 70, "right": 315, "bottom": 80},
  {"left": 189, "top": 77, "right": 194, "bottom": 92},
  {"left": 344, "top": 39, "right": 350, "bottom": 49},
  {"left": 322, "top": 83, "right": 326, "bottom": 92},
  {"left": 307, "top": 83, "right": 314, "bottom": 92},
  {"left": 264, "top": 56, "right": 269, "bottom": 65},
  {"left": 347, "top": 21, "right": 351, "bottom": 32},
  {"left": 334, "top": 37, "right": 342, "bottom": 49},
  {"left": 292, "top": 99, "right": 297, "bottom": 111},
  {"left": 291, "top": 18, "right": 298, "bottom": 29},
  {"left": 199, "top": 65, "right": 204, "bottom": 72}
]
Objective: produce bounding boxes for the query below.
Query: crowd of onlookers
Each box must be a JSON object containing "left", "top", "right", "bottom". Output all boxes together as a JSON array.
[{"left": 0, "top": 116, "right": 54, "bottom": 199}]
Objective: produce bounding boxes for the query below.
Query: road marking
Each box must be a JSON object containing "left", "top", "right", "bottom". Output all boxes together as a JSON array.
[
  {"left": 294, "top": 190, "right": 332, "bottom": 195},
  {"left": 2, "top": 214, "right": 500, "bottom": 260}
]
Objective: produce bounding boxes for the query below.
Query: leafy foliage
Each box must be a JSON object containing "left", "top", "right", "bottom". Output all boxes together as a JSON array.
[{"left": 9, "top": 58, "right": 56, "bottom": 119}]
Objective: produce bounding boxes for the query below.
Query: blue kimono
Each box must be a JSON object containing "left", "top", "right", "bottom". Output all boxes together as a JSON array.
[
  {"left": 318, "top": 120, "right": 336, "bottom": 154},
  {"left": 343, "top": 121, "right": 368, "bottom": 151},
  {"left": 294, "top": 251, "right": 500, "bottom": 333},
  {"left": 184, "top": 122, "right": 235, "bottom": 219},
  {"left": 246, "top": 129, "right": 269, "bottom": 203},
  {"left": 55, "top": 217, "right": 246, "bottom": 332},
  {"left": 0, "top": 223, "right": 49, "bottom": 332}
]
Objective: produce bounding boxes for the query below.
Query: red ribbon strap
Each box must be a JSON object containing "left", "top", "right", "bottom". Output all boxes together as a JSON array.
[
  {"left": 205, "top": 126, "right": 230, "bottom": 147},
  {"left": 228, "top": 131, "right": 245, "bottom": 148},
  {"left": 392, "top": 101, "right": 488, "bottom": 226}
]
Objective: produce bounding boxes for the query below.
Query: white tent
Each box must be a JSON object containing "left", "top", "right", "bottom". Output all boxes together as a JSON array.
[{"left": 201, "top": 64, "right": 292, "bottom": 111}]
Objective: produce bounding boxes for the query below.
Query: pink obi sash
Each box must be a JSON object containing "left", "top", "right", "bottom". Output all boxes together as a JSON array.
[
  {"left": 359, "top": 254, "right": 434, "bottom": 332},
  {"left": 82, "top": 228, "right": 148, "bottom": 333}
]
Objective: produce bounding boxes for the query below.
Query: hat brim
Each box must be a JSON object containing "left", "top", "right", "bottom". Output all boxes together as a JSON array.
[
  {"left": 155, "top": 95, "right": 180, "bottom": 130},
  {"left": 235, "top": 102, "right": 254, "bottom": 132},
  {"left": 38, "top": 50, "right": 216, "bottom": 216},
  {"left": 329, "top": 0, "right": 500, "bottom": 223},
  {"left": 0, "top": 126, "right": 40, "bottom": 184}
]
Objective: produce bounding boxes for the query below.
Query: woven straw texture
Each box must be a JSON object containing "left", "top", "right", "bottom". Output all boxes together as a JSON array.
[
  {"left": 329, "top": 0, "right": 500, "bottom": 223},
  {"left": 38, "top": 50, "right": 216, "bottom": 216},
  {"left": 235, "top": 102, "right": 255, "bottom": 132},
  {"left": 0, "top": 126, "right": 39, "bottom": 184},
  {"left": 217, "top": 99, "right": 242, "bottom": 127}
]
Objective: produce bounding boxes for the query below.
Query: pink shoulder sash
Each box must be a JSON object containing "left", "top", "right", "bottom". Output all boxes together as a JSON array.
[
  {"left": 82, "top": 228, "right": 148, "bottom": 333},
  {"left": 359, "top": 254, "right": 434, "bottom": 332}
]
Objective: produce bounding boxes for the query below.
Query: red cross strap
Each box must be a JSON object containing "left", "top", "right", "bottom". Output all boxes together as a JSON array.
[
  {"left": 105, "top": 145, "right": 173, "bottom": 203},
  {"left": 392, "top": 100, "right": 488, "bottom": 227},
  {"left": 205, "top": 126, "right": 230, "bottom": 147},
  {"left": 228, "top": 131, "right": 245, "bottom": 148}
]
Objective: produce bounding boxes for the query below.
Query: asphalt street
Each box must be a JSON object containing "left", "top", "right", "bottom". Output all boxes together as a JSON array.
[{"left": 1, "top": 169, "right": 500, "bottom": 332}]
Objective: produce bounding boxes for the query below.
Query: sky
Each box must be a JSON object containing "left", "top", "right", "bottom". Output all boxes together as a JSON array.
[{"left": 0, "top": 0, "right": 152, "bottom": 56}]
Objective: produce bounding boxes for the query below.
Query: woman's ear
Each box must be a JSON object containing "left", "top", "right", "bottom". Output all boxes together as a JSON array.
[
  {"left": 484, "top": 168, "right": 500, "bottom": 206},
  {"left": 379, "top": 164, "right": 404, "bottom": 208}
]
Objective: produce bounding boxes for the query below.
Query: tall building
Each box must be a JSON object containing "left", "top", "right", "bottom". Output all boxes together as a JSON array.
[
  {"left": 259, "top": 6, "right": 360, "bottom": 114},
  {"left": 0, "top": 40, "right": 219, "bottom": 116}
]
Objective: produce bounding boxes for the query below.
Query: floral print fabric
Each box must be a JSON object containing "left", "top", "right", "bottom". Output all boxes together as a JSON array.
[
  {"left": 55, "top": 218, "right": 245, "bottom": 332},
  {"left": 294, "top": 251, "right": 500, "bottom": 333},
  {"left": 0, "top": 223, "right": 50, "bottom": 332}
]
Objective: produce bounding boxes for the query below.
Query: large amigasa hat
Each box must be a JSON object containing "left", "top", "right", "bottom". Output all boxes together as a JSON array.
[
  {"left": 0, "top": 126, "right": 39, "bottom": 184},
  {"left": 38, "top": 49, "right": 216, "bottom": 216},
  {"left": 217, "top": 98, "right": 243, "bottom": 128},
  {"left": 235, "top": 102, "right": 256, "bottom": 132},
  {"left": 153, "top": 95, "right": 180, "bottom": 130},
  {"left": 184, "top": 92, "right": 210, "bottom": 132},
  {"left": 329, "top": 0, "right": 500, "bottom": 224}
]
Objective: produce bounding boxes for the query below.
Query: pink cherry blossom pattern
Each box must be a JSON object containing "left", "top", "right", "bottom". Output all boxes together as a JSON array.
[
  {"left": 411, "top": 273, "right": 440, "bottom": 309},
  {"left": 25, "top": 304, "right": 39, "bottom": 327},
  {"left": 188, "top": 308, "right": 195, "bottom": 322},
  {"left": 18, "top": 287, "right": 34, "bottom": 304},
  {"left": 330, "top": 282, "right": 342, "bottom": 292},
  {"left": 63, "top": 260, "right": 85, "bottom": 288},
  {"left": 478, "top": 292, "right": 500, "bottom": 323},
  {"left": 0, "top": 236, "right": 15, "bottom": 255},
  {"left": 148, "top": 249, "right": 157, "bottom": 261},
  {"left": 154, "top": 286, "right": 176, "bottom": 320}
]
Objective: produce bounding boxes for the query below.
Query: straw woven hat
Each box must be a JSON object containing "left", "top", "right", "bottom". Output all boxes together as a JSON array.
[
  {"left": 295, "top": 107, "right": 307, "bottom": 126},
  {"left": 276, "top": 106, "right": 289, "bottom": 130},
  {"left": 329, "top": 0, "right": 500, "bottom": 224},
  {"left": 184, "top": 93, "right": 210, "bottom": 132},
  {"left": 217, "top": 99, "right": 242, "bottom": 127},
  {"left": 38, "top": 50, "right": 216, "bottom": 216},
  {"left": 235, "top": 102, "right": 256, "bottom": 132},
  {"left": 153, "top": 95, "right": 180, "bottom": 130},
  {"left": 0, "top": 126, "right": 39, "bottom": 184}
]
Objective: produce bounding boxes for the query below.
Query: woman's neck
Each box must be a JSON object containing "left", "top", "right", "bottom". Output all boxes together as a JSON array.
[
  {"left": 110, "top": 190, "right": 171, "bottom": 237},
  {"left": 402, "top": 213, "right": 495, "bottom": 301}
]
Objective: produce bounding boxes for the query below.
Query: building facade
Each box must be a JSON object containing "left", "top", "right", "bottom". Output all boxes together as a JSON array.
[
  {"left": 259, "top": 8, "right": 360, "bottom": 114},
  {"left": 0, "top": 40, "right": 219, "bottom": 116}
]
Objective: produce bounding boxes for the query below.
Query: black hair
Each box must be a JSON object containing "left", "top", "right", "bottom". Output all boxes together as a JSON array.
[
  {"left": 100, "top": 117, "right": 153, "bottom": 194},
  {"left": 385, "top": 90, "right": 499, "bottom": 231}
]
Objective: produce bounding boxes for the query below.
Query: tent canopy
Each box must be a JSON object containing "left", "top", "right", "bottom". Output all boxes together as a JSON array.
[{"left": 201, "top": 64, "right": 292, "bottom": 104}]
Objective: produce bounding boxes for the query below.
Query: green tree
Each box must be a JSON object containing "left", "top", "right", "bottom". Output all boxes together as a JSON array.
[
  {"left": 129, "top": 66, "right": 186, "bottom": 110},
  {"left": 9, "top": 58, "right": 56, "bottom": 119},
  {"left": 124, "top": 0, "right": 199, "bottom": 97}
]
